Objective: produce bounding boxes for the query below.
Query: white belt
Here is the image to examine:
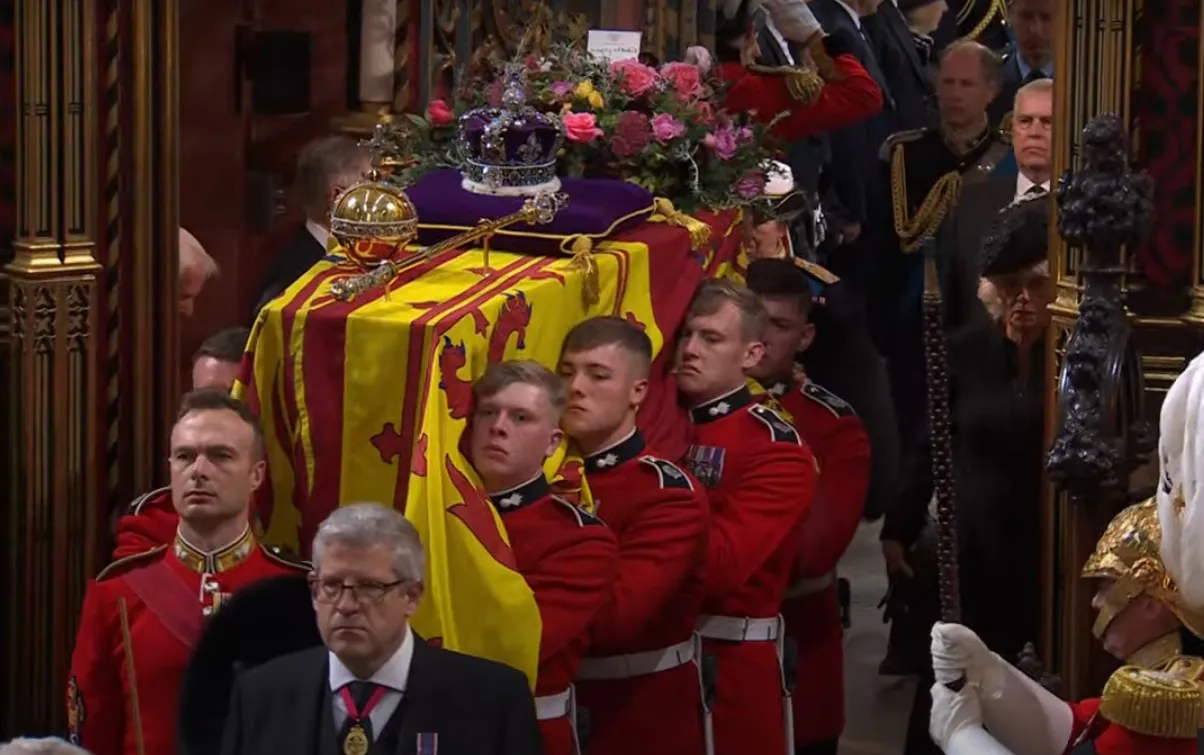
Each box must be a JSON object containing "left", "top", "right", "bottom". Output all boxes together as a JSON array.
[
  {"left": 782, "top": 571, "right": 837, "bottom": 600},
  {"left": 576, "top": 636, "right": 698, "bottom": 680},
  {"left": 534, "top": 687, "right": 573, "bottom": 721},
  {"left": 696, "top": 614, "right": 781, "bottom": 642}
]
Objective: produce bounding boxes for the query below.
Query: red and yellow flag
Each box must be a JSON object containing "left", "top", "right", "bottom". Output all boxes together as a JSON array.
[{"left": 236, "top": 236, "right": 667, "bottom": 685}]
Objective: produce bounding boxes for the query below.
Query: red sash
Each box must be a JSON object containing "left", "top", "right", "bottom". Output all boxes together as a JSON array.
[{"left": 121, "top": 560, "right": 204, "bottom": 649}]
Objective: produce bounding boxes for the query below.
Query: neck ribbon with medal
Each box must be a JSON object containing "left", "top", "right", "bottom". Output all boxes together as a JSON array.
[{"left": 341, "top": 684, "right": 387, "bottom": 755}]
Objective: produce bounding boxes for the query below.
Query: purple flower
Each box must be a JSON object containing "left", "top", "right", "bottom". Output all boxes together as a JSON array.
[
  {"left": 736, "top": 171, "right": 766, "bottom": 198},
  {"left": 550, "top": 81, "right": 574, "bottom": 98},
  {"left": 651, "top": 113, "right": 686, "bottom": 143},
  {"left": 704, "top": 127, "right": 739, "bottom": 160}
]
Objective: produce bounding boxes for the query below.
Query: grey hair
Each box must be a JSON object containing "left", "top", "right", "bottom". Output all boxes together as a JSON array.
[
  {"left": 1014, "top": 77, "right": 1053, "bottom": 108},
  {"left": 295, "top": 136, "right": 370, "bottom": 222},
  {"left": 311, "top": 503, "right": 425, "bottom": 582},
  {"left": 179, "top": 227, "right": 219, "bottom": 281},
  {"left": 0, "top": 739, "right": 92, "bottom": 755},
  {"left": 977, "top": 260, "right": 1050, "bottom": 320}
]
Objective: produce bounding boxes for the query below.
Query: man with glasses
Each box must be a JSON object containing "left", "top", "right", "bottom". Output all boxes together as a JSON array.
[
  {"left": 67, "top": 390, "right": 309, "bottom": 755},
  {"left": 218, "top": 503, "right": 543, "bottom": 755}
]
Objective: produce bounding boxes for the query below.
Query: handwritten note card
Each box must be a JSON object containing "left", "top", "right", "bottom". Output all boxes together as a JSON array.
[{"left": 587, "top": 30, "right": 643, "bottom": 63}]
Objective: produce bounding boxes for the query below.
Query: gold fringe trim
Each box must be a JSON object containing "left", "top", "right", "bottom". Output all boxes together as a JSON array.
[
  {"left": 890, "top": 147, "right": 961, "bottom": 252},
  {"left": 569, "top": 236, "right": 600, "bottom": 307},
  {"left": 1098, "top": 664, "right": 1203, "bottom": 739},
  {"left": 652, "top": 197, "right": 711, "bottom": 249}
]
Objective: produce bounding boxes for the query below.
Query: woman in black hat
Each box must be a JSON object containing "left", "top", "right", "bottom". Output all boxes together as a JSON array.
[
  {"left": 880, "top": 195, "right": 1053, "bottom": 753},
  {"left": 896, "top": 0, "right": 950, "bottom": 68}
]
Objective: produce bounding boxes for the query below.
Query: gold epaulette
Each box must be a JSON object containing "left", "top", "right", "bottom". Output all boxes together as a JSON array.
[
  {"left": 794, "top": 258, "right": 839, "bottom": 284},
  {"left": 746, "top": 64, "right": 824, "bottom": 105},
  {"left": 96, "top": 544, "right": 168, "bottom": 581},
  {"left": 259, "top": 543, "right": 311, "bottom": 571},
  {"left": 1098, "top": 662, "right": 1203, "bottom": 739},
  {"left": 878, "top": 128, "right": 927, "bottom": 162},
  {"left": 889, "top": 140, "right": 961, "bottom": 252}
]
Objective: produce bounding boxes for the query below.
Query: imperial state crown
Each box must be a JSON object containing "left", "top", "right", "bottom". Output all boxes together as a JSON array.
[{"left": 457, "top": 62, "right": 565, "bottom": 197}]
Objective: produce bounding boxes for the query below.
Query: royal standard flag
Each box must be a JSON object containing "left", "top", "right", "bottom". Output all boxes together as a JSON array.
[{"left": 235, "top": 226, "right": 702, "bottom": 685}]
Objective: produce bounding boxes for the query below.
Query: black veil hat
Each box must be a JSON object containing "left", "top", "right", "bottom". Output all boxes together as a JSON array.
[{"left": 980, "top": 195, "right": 1050, "bottom": 278}]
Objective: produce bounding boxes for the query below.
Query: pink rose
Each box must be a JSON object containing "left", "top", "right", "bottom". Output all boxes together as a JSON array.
[
  {"left": 651, "top": 113, "right": 686, "bottom": 142},
  {"left": 426, "top": 99, "right": 454, "bottom": 126},
  {"left": 704, "top": 127, "right": 739, "bottom": 160},
  {"left": 660, "top": 62, "right": 702, "bottom": 99},
  {"left": 609, "top": 59, "right": 659, "bottom": 97},
  {"left": 562, "top": 112, "right": 604, "bottom": 143},
  {"left": 692, "top": 100, "right": 715, "bottom": 125}
]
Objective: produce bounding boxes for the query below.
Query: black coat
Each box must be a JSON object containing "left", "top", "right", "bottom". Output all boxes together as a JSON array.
[
  {"left": 250, "top": 224, "right": 328, "bottom": 322},
  {"left": 219, "top": 640, "right": 543, "bottom": 755},
  {"left": 881, "top": 322, "right": 1045, "bottom": 659},
  {"left": 862, "top": 2, "right": 937, "bottom": 131},
  {"left": 939, "top": 175, "right": 1017, "bottom": 333}
]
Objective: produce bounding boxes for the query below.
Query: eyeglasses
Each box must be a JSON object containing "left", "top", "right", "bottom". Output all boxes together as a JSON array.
[{"left": 309, "top": 576, "right": 409, "bottom": 605}]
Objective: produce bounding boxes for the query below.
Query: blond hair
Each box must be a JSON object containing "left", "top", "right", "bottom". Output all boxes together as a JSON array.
[
  {"left": 687, "top": 279, "right": 768, "bottom": 342},
  {"left": 179, "top": 227, "right": 219, "bottom": 281},
  {"left": 473, "top": 360, "right": 567, "bottom": 423},
  {"left": 976, "top": 260, "right": 1050, "bottom": 320}
]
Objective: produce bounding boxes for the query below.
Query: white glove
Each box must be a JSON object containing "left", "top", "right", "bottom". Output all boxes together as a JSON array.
[
  {"left": 932, "top": 623, "right": 1072, "bottom": 755},
  {"left": 684, "top": 46, "right": 713, "bottom": 74},
  {"left": 763, "top": 0, "right": 823, "bottom": 45},
  {"left": 928, "top": 682, "right": 984, "bottom": 749},
  {"left": 931, "top": 622, "right": 1005, "bottom": 694}
]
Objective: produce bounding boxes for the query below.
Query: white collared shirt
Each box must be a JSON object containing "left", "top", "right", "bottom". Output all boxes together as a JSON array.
[
  {"left": 329, "top": 626, "right": 414, "bottom": 736},
  {"left": 307, "top": 218, "right": 331, "bottom": 254},
  {"left": 832, "top": 0, "right": 863, "bottom": 29},
  {"left": 1015, "top": 172, "right": 1051, "bottom": 201}
]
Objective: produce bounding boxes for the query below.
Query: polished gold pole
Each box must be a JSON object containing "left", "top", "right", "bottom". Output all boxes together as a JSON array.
[{"left": 2, "top": 0, "right": 102, "bottom": 736}]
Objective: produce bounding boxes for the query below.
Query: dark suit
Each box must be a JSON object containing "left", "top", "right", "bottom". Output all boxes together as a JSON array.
[
  {"left": 987, "top": 54, "right": 1024, "bottom": 126},
  {"left": 220, "top": 640, "right": 543, "bottom": 755},
  {"left": 940, "top": 175, "right": 1017, "bottom": 333},
  {"left": 809, "top": 0, "right": 896, "bottom": 293},
  {"left": 250, "top": 224, "right": 327, "bottom": 321},
  {"left": 862, "top": 2, "right": 937, "bottom": 131}
]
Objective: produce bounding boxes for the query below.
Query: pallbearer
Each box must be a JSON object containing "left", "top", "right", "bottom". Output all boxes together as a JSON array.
[
  {"left": 745, "top": 259, "right": 871, "bottom": 755},
  {"left": 67, "top": 390, "right": 309, "bottom": 755},
  {"left": 467, "top": 361, "right": 619, "bottom": 755},
  {"left": 676, "top": 280, "right": 818, "bottom": 755},
  {"left": 558, "top": 317, "right": 710, "bottom": 755}
]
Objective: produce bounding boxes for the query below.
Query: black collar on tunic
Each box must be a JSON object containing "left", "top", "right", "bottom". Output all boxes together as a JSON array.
[
  {"left": 689, "top": 384, "right": 753, "bottom": 424},
  {"left": 583, "top": 430, "right": 646, "bottom": 474},
  {"left": 489, "top": 475, "right": 550, "bottom": 513}
]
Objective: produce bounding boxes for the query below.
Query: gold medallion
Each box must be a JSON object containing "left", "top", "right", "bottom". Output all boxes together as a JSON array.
[{"left": 343, "top": 724, "right": 370, "bottom": 755}]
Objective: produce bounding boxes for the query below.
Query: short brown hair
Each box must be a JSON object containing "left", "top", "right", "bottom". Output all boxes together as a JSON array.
[
  {"left": 941, "top": 40, "right": 1002, "bottom": 87},
  {"left": 686, "top": 279, "right": 768, "bottom": 342},
  {"left": 472, "top": 360, "right": 567, "bottom": 422},
  {"left": 295, "top": 136, "right": 369, "bottom": 221},
  {"left": 745, "top": 259, "right": 813, "bottom": 321},
  {"left": 176, "top": 389, "right": 266, "bottom": 459},
  {"left": 192, "top": 327, "right": 250, "bottom": 366},
  {"left": 560, "top": 317, "right": 653, "bottom": 376}
]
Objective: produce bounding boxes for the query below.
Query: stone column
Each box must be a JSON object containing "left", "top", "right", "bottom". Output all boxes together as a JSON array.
[{"left": 1, "top": 0, "right": 103, "bottom": 735}]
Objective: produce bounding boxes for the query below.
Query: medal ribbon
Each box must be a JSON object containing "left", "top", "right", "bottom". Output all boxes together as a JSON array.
[{"left": 340, "top": 684, "right": 388, "bottom": 731}]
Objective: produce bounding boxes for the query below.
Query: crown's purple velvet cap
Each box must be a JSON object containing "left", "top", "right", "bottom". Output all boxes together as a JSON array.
[{"left": 407, "top": 168, "right": 656, "bottom": 256}]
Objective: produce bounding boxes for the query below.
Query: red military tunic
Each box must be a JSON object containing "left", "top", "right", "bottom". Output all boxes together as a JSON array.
[
  {"left": 67, "top": 528, "right": 309, "bottom": 755},
  {"left": 717, "top": 38, "right": 883, "bottom": 143},
  {"left": 682, "top": 385, "right": 818, "bottom": 755},
  {"left": 495, "top": 476, "right": 620, "bottom": 755},
  {"left": 573, "top": 430, "right": 709, "bottom": 755},
  {"left": 112, "top": 487, "right": 178, "bottom": 560},
  {"left": 1064, "top": 698, "right": 1195, "bottom": 754},
  {"left": 760, "top": 378, "right": 870, "bottom": 747}
]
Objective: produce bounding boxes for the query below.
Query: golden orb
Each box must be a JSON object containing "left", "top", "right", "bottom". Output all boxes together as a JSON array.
[{"left": 329, "top": 171, "right": 419, "bottom": 267}]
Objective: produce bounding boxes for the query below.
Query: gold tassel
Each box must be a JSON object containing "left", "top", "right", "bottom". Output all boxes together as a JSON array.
[
  {"left": 569, "top": 236, "right": 600, "bottom": 307},
  {"left": 652, "top": 197, "right": 711, "bottom": 250}
]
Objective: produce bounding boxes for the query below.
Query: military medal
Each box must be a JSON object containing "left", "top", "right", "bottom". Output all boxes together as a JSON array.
[
  {"left": 338, "top": 682, "right": 387, "bottom": 755},
  {"left": 343, "top": 725, "right": 370, "bottom": 755}
]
